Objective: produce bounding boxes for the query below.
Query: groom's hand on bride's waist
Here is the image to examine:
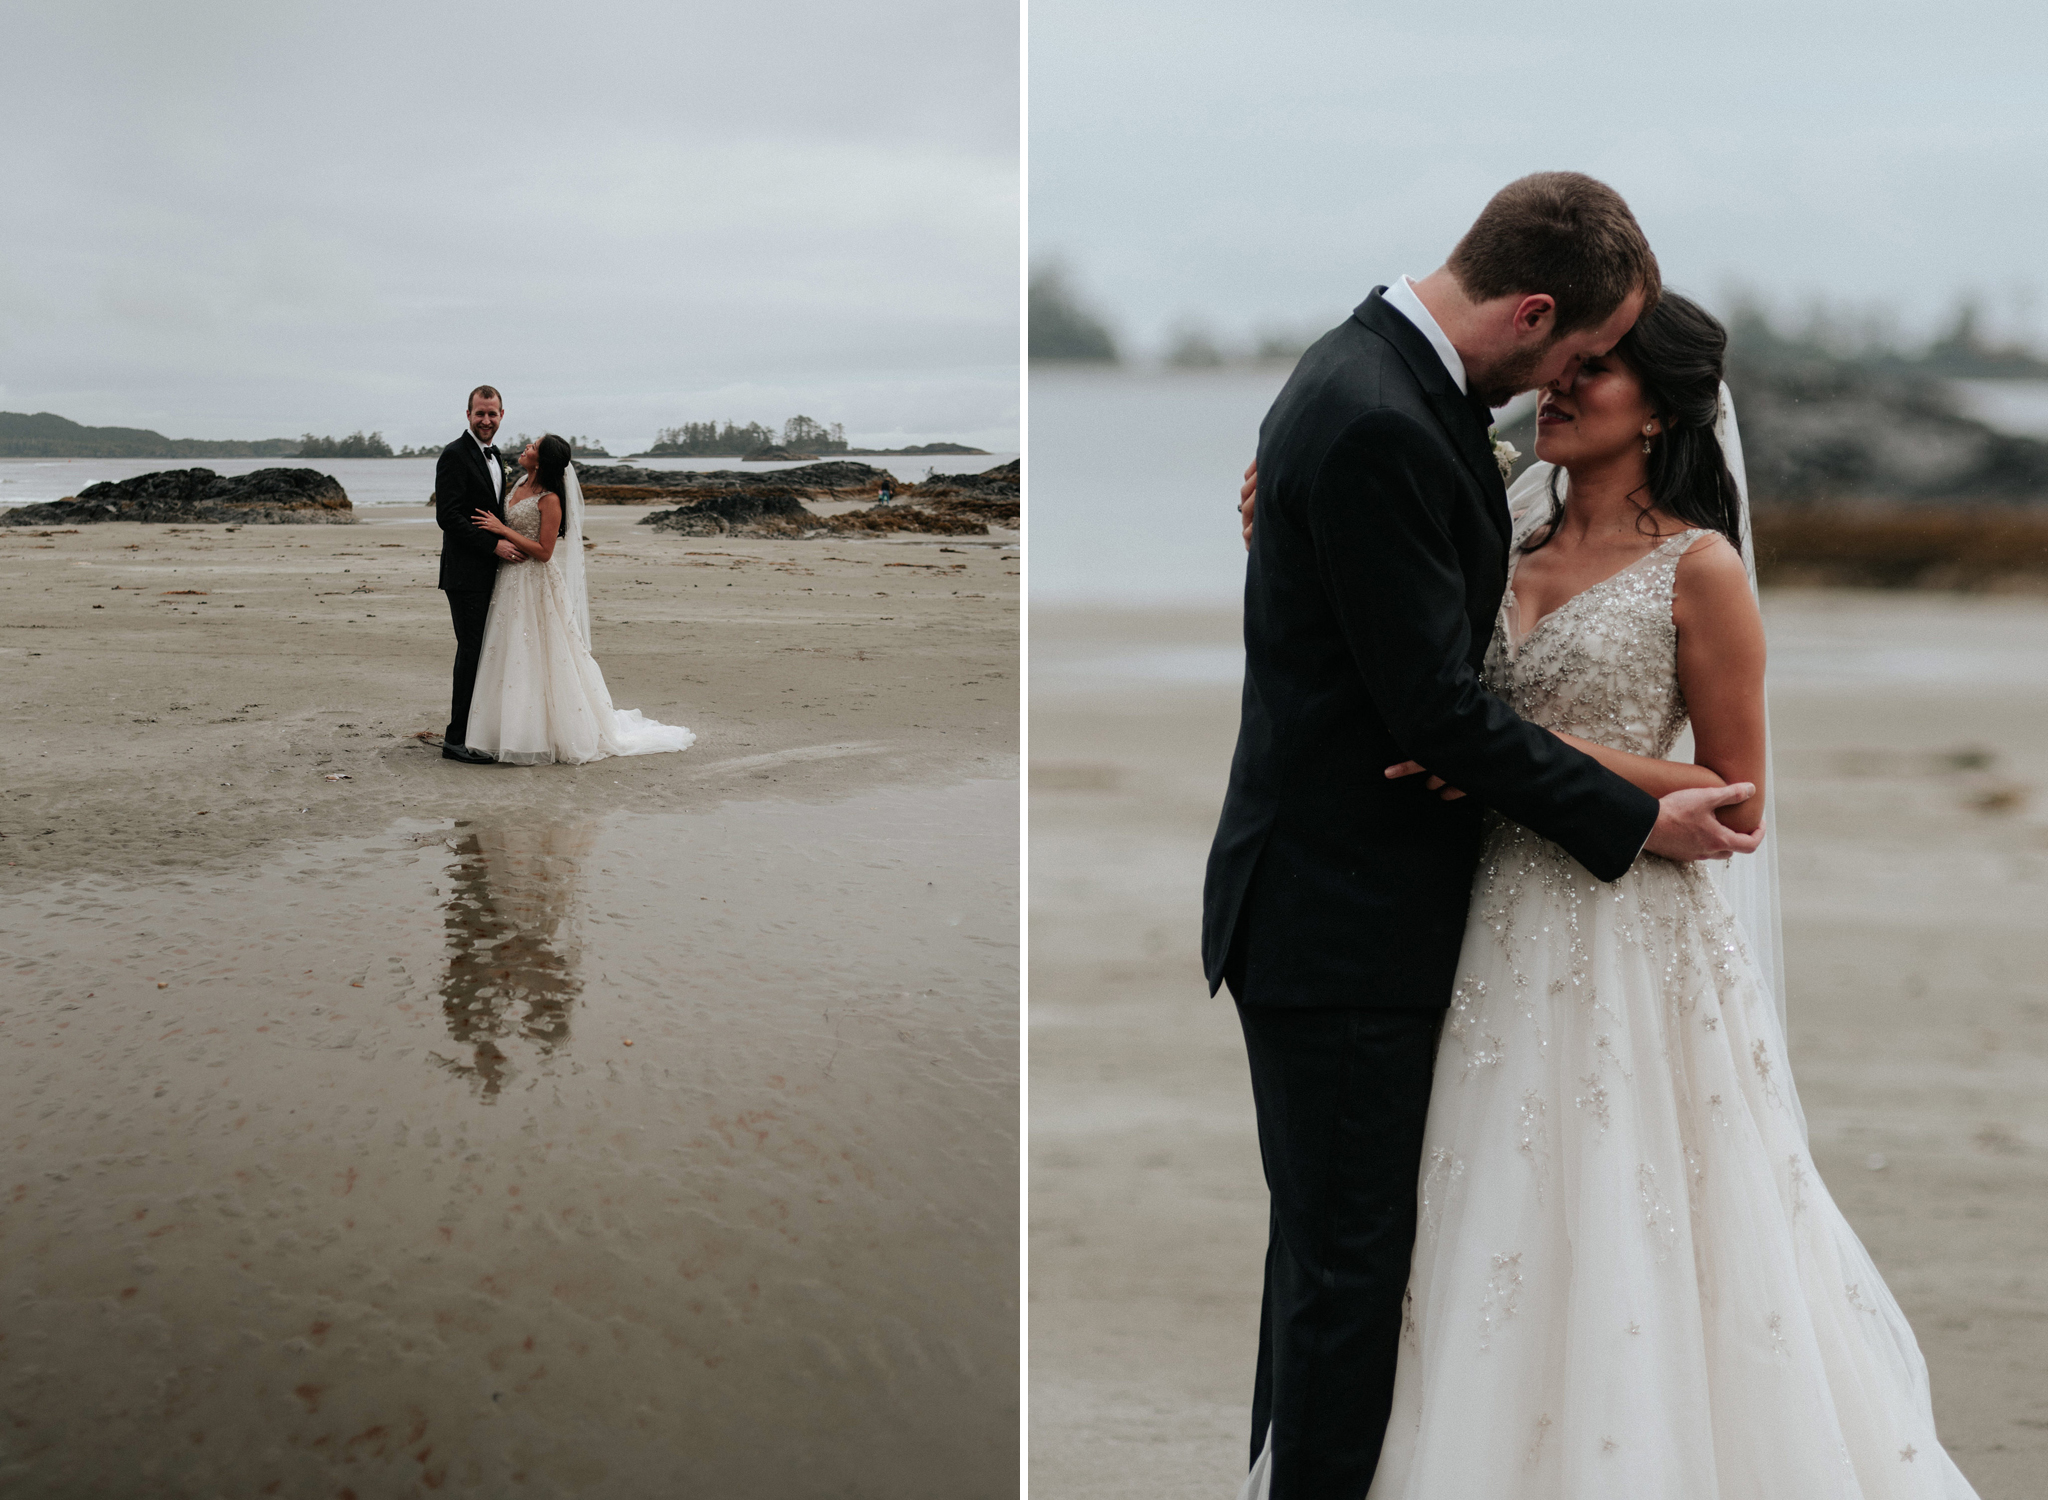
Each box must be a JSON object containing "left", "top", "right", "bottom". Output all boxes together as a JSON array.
[
  {"left": 1644, "top": 783, "right": 1764, "bottom": 862},
  {"left": 494, "top": 540, "right": 522, "bottom": 563}
]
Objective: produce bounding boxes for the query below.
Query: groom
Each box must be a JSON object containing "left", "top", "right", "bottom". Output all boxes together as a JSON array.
[
  {"left": 435, "top": 385, "right": 521, "bottom": 764},
  {"left": 1202, "top": 173, "right": 1763, "bottom": 1498}
]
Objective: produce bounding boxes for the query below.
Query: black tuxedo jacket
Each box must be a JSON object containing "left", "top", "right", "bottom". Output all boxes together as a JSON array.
[
  {"left": 1201, "top": 290, "right": 1660, "bottom": 1010},
  {"left": 435, "top": 434, "right": 508, "bottom": 593}
]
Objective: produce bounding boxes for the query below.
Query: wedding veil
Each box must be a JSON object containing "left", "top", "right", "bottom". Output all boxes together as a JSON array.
[
  {"left": 1711, "top": 389, "right": 1788, "bottom": 1041},
  {"left": 1503, "top": 383, "right": 1787, "bottom": 1041},
  {"left": 559, "top": 461, "right": 592, "bottom": 651}
]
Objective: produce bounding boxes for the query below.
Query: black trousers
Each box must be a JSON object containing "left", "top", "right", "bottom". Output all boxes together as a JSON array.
[
  {"left": 1232, "top": 996, "right": 1441, "bottom": 1500},
  {"left": 443, "top": 586, "right": 493, "bottom": 746}
]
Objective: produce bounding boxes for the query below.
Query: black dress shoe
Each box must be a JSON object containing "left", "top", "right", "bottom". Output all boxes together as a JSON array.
[{"left": 442, "top": 742, "right": 497, "bottom": 764}]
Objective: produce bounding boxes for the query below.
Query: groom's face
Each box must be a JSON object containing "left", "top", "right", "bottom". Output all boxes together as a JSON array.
[
  {"left": 1471, "top": 288, "right": 1647, "bottom": 408},
  {"left": 1527, "top": 290, "right": 1647, "bottom": 397},
  {"left": 468, "top": 396, "right": 503, "bottom": 446}
]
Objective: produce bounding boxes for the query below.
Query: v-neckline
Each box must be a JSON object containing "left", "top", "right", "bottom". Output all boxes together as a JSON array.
[{"left": 1504, "top": 530, "right": 1698, "bottom": 654}]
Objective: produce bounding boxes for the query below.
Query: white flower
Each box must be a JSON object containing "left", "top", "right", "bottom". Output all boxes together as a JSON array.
[{"left": 1492, "top": 436, "right": 1520, "bottom": 483}]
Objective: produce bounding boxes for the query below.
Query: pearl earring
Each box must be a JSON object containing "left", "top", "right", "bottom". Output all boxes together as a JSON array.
[{"left": 1642, "top": 426, "right": 1654, "bottom": 454}]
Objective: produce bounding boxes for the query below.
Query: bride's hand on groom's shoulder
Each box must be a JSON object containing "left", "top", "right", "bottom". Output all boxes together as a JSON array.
[{"left": 1240, "top": 461, "right": 1258, "bottom": 550}]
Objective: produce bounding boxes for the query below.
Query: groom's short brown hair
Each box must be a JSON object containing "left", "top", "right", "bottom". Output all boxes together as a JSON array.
[
  {"left": 467, "top": 385, "right": 502, "bottom": 411},
  {"left": 1447, "top": 172, "right": 1661, "bottom": 335}
]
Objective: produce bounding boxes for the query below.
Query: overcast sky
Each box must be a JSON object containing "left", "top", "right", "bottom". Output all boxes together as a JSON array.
[
  {"left": 1031, "top": 0, "right": 2048, "bottom": 359},
  {"left": 5, "top": 0, "right": 1018, "bottom": 451}
]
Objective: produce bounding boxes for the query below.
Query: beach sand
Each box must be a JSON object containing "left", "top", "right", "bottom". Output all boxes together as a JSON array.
[
  {"left": 1030, "top": 593, "right": 2048, "bottom": 1500},
  {"left": 0, "top": 511, "right": 1019, "bottom": 1496}
]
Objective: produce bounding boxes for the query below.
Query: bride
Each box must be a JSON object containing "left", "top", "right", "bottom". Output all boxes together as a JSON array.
[
  {"left": 1242, "top": 294, "right": 1978, "bottom": 1497},
  {"left": 464, "top": 434, "right": 696, "bottom": 766}
]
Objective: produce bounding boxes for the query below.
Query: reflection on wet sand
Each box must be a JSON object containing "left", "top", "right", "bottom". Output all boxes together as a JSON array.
[
  {"left": 432, "top": 823, "right": 593, "bottom": 1098},
  {"left": 0, "top": 779, "right": 1017, "bottom": 1496}
]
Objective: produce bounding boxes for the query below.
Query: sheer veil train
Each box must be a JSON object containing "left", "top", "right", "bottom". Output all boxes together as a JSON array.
[{"left": 559, "top": 461, "right": 592, "bottom": 651}]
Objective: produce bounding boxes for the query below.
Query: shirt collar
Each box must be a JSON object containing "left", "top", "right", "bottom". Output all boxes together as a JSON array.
[
  {"left": 473, "top": 432, "right": 496, "bottom": 457},
  {"left": 1382, "top": 275, "right": 1467, "bottom": 397}
]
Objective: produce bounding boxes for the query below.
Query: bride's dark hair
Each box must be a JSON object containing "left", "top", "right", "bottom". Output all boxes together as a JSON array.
[
  {"left": 535, "top": 433, "right": 573, "bottom": 502},
  {"left": 1523, "top": 291, "right": 1744, "bottom": 554}
]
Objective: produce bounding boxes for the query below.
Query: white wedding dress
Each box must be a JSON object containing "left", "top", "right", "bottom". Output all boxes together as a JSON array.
[
  {"left": 1342, "top": 516, "right": 1979, "bottom": 1498},
  {"left": 465, "top": 469, "right": 696, "bottom": 766}
]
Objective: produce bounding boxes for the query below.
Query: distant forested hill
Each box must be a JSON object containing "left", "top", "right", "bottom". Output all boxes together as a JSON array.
[{"left": 0, "top": 412, "right": 299, "bottom": 459}]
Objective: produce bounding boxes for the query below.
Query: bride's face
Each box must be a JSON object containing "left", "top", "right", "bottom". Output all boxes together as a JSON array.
[
  {"left": 1534, "top": 350, "right": 1659, "bottom": 470},
  {"left": 519, "top": 441, "right": 539, "bottom": 474}
]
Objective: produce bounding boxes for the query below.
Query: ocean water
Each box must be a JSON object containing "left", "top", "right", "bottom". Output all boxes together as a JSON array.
[
  {"left": 0, "top": 449, "right": 1018, "bottom": 513},
  {"left": 1028, "top": 365, "right": 1284, "bottom": 608},
  {"left": 1029, "top": 367, "right": 2048, "bottom": 610},
  {"left": 1029, "top": 366, "right": 2048, "bottom": 693}
]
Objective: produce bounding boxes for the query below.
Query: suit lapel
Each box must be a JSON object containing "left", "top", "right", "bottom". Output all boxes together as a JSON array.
[
  {"left": 1354, "top": 292, "right": 1509, "bottom": 548},
  {"left": 1428, "top": 392, "right": 1511, "bottom": 550}
]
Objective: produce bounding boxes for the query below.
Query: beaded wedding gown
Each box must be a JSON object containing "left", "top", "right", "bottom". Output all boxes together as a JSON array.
[
  {"left": 465, "top": 485, "right": 695, "bottom": 767},
  {"left": 1334, "top": 520, "right": 1978, "bottom": 1498}
]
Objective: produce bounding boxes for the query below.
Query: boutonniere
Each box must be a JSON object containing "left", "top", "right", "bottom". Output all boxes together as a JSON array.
[{"left": 1489, "top": 427, "right": 1519, "bottom": 483}]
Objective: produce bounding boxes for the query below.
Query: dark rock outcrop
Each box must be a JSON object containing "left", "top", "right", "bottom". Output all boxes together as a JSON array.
[
  {"left": 1726, "top": 370, "right": 2048, "bottom": 506},
  {"left": 581, "top": 460, "right": 901, "bottom": 507},
  {"left": 580, "top": 460, "right": 894, "bottom": 492},
  {"left": 818, "top": 506, "right": 992, "bottom": 537},
  {"left": 851, "top": 458, "right": 1018, "bottom": 531},
  {"left": 628, "top": 457, "right": 1019, "bottom": 538},
  {"left": 572, "top": 464, "right": 701, "bottom": 490},
  {"left": 1, "top": 467, "right": 353, "bottom": 526},
  {"left": 844, "top": 442, "right": 989, "bottom": 456},
  {"left": 771, "top": 461, "right": 899, "bottom": 491},
  {"left": 639, "top": 489, "right": 812, "bottom": 536},
  {"left": 913, "top": 458, "right": 1020, "bottom": 498}
]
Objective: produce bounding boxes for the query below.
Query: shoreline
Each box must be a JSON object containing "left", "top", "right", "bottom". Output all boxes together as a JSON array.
[{"left": 0, "top": 507, "right": 1017, "bottom": 892}]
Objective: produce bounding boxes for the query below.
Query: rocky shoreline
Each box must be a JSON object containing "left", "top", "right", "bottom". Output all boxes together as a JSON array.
[
  {"left": 1, "top": 467, "right": 353, "bottom": 526},
  {"left": 607, "top": 458, "right": 1020, "bottom": 538},
  {"left": 576, "top": 459, "right": 898, "bottom": 503}
]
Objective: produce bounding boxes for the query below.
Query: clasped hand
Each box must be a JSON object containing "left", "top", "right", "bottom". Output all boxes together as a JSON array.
[
  {"left": 1385, "top": 761, "right": 1766, "bottom": 863},
  {"left": 473, "top": 509, "right": 524, "bottom": 563}
]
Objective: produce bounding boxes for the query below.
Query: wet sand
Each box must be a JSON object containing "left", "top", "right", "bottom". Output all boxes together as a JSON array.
[
  {"left": 0, "top": 512, "right": 1018, "bottom": 1496},
  {"left": 1030, "top": 592, "right": 2048, "bottom": 1500}
]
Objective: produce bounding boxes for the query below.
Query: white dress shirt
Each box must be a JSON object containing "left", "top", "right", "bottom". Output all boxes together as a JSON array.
[
  {"left": 473, "top": 434, "right": 502, "bottom": 502},
  {"left": 1382, "top": 275, "right": 1467, "bottom": 397}
]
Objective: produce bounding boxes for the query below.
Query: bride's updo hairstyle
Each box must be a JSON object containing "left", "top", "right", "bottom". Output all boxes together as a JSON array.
[
  {"left": 1525, "top": 291, "right": 1744, "bottom": 554},
  {"left": 535, "top": 433, "right": 573, "bottom": 500}
]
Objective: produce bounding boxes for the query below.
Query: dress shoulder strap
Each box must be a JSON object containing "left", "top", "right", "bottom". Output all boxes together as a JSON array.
[
  {"left": 1647, "top": 529, "right": 1711, "bottom": 608},
  {"left": 1650, "top": 527, "right": 1713, "bottom": 571}
]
